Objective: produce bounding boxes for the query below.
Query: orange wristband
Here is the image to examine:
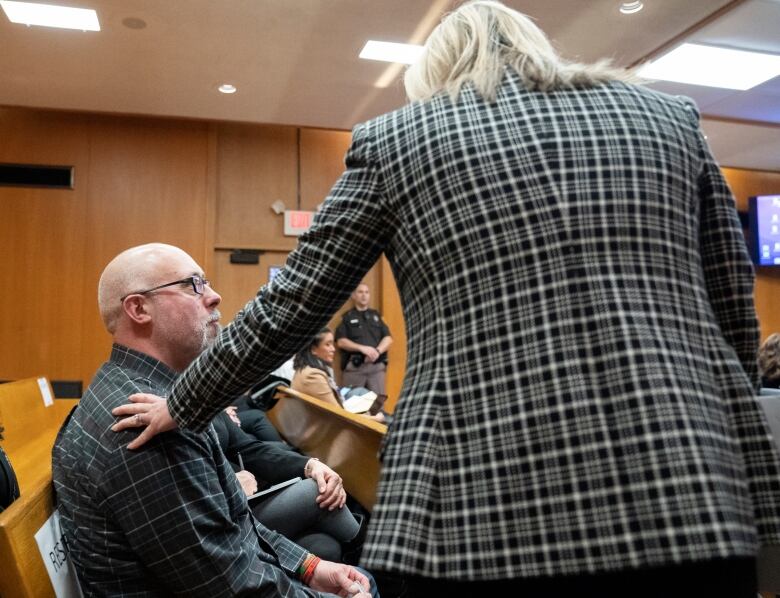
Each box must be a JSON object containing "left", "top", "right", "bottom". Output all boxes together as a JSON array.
[
  {"left": 302, "top": 556, "right": 321, "bottom": 585},
  {"left": 298, "top": 554, "right": 315, "bottom": 577}
]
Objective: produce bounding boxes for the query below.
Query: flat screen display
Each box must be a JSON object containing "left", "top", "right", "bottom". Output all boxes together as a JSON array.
[{"left": 749, "top": 195, "right": 780, "bottom": 266}]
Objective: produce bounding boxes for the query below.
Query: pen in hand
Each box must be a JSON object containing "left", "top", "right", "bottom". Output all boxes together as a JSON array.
[{"left": 237, "top": 452, "right": 244, "bottom": 471}]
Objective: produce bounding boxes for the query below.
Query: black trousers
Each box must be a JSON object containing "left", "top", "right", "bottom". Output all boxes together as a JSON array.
[{"left": 403, "top": 557, "right": 756, "bottom": 598}]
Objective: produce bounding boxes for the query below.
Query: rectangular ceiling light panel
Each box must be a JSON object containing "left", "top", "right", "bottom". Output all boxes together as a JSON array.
[
  {"left": 359, "top": 40, "right": 424, "bottom": 65},
  {"left": 639, "top": 43, "right": 780, "bottom": 90},
  {"left": 0, "top": 1, "right": 100, "bottom": 31}
]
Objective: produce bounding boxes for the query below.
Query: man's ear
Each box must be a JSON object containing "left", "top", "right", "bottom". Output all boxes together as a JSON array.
[{"left": 122, "top": 296, "right": 153, "bottom": 325}]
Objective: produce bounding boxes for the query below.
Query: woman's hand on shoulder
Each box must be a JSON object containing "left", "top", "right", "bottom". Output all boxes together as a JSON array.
[{"left": 111, "top": 393, "right": 178, "bottom": 449}]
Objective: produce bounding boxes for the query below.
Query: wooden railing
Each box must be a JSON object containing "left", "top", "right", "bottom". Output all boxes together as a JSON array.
[
  {"left": 267, "top": 386, "right": 386, "bottom": 511},
  {"left": 0, "top": 377, "right": 79, "bottom": 598}
]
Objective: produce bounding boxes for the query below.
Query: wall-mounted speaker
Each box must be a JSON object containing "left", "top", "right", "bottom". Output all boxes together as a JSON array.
[
  {"left": 0, "top": 162, "right": 74, "bottom": 189},
  {"left": 230, "top": 249, "right": 262, "bottom": 264}
]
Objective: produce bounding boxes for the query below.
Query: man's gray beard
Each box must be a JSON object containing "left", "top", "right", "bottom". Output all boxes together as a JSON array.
[{"left": 200, "top": 310, "right": 222, "bottom": 352}]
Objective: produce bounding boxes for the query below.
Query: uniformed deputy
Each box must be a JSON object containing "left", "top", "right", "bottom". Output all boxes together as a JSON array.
[{"left": 334, "top": 283, "right": 392, "bottom": 396}]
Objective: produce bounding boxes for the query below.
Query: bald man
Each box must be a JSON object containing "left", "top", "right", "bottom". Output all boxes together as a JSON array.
[{"left": 52, "top": 243, "right": 372, "bottom": 598}]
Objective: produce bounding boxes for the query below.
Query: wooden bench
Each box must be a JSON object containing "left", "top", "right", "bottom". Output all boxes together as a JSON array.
[
  {"left": 0, "top": 377, "right": 79, "bottom": 598},
  {"left": 0, "top": 478, "right": 62, "bottom": 597},
  {"left": 267, "top": 386, "right": 385, "bottom": 511},
  {"left": 0, "top": 376, "right": 79, "bottom": 493},
  {"left": 268, "top": 387, "right": 780, "bottom": 594}
]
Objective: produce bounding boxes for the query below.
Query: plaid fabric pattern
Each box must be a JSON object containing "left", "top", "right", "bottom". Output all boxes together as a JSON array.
[
  {"left": 167, "top": 73, "right": 780, "bottom": 579},
  {"left": 52, "top": 345, "right": 325, "bottom": 597}
]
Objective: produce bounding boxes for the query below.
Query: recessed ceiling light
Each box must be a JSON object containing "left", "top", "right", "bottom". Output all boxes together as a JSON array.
[
  {"left": 359, "top": 40, "right": 424, "bottom": 65},
  {"left": 218, "top": 84, "right": 237, "bottom": 94},
  {"left": 639, "top": 43, "right": 780, "bottom": 90},
  {"left": 0, "top": 0, "right": 100, "bottom": 31},
  {"left": 121, "top": 16, "right": 146, "bottom": 30},
  {"left": 619, "top": 1, "right": 644, "bottom": 14}
]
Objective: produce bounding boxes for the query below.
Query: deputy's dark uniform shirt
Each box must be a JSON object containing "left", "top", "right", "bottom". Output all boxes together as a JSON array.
[{"left": 335, "top": 308, "right": 390, "bottom": 370}]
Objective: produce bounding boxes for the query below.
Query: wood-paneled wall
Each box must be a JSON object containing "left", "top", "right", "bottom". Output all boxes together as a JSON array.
[
  {"left": 0, "top": 110, "right": 90, "bottom": 387},
  {"left": 1, "top": 106, "right": 778, "bottom": 406},
  {"left": 215, "top": 124, "right": 298, "bottom": 250},
  {"left": 0, "top": 107, "right": 388, "bottom": 396}
]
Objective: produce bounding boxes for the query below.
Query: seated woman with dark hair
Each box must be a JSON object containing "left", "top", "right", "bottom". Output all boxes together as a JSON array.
[
  {"left": 291, "top": 328, "right": 385, "bottom": 422},
  {"left": 759, "top": 332, "right": 780, "bottom": 388}
]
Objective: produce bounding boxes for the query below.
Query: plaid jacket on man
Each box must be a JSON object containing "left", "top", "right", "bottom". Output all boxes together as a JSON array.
[
  {"left": 168, "top": 71, "right": 780, "bottom": 579},
  {"left": 53, "top": 346, "right": 321, "bottom": 597}
]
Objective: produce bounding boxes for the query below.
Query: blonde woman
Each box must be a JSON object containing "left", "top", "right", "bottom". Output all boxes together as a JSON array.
[{"left": 119, "top": 2, "right": 780, "bottom": 595}]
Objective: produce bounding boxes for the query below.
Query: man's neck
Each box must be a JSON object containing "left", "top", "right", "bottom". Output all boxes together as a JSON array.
[{"left": 113, "top": 333, "right": 187, "bottom": 373}]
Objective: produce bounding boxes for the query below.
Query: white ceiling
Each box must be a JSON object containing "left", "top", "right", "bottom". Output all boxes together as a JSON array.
[{"left": 0, "top": 0, "right": 778, "bottom": 171}]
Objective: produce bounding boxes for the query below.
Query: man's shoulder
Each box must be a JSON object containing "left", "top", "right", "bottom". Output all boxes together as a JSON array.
[
  {"left": 53, "top": 362, "right": 160, "bottom": 485},
  {"left": 364, "top": 308, "right": 387, "bottom": 323},
  {"left": 336, "top": 308, "right": 359, "bottom": 332},
  {"left": 83, "top": 360, "right": 164, "bottom": 416},
  {"left": 61, "top": 358, "right": 171, "bottom": 451},
  {"left": 56, "top": 359, "right": 212, "bottom": 479}
]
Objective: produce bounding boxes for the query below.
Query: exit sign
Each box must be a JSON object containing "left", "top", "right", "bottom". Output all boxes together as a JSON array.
[{"left": 283, "top": 210, "right": 314, "bottom": 236}]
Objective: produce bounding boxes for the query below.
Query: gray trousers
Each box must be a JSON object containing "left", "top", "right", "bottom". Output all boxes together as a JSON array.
[
  {"left": 342, "top": 361, "right": 387, "bottom": 395},
  {"left": 251, "top": 478, "right": 359, "bottom": 561}
]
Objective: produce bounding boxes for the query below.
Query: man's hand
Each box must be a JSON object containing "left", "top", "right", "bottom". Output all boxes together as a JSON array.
[
  {"left": 360, "top": 346, "right": 380, "bottom": 363},
  {"left": 368, "top": 412, "right": 386, "bottom": 424},
  {"left": 111, "top": 393, "right": 178, "bottom": 449},
  {"left": 307, "top": 560, "right": 371, "bottom": 597},
  {"left": 235, "top": 470, "right": 258, "bottom": 496},
  {"left": 305, "top": 459, "right": 346, "bottom": 510}
]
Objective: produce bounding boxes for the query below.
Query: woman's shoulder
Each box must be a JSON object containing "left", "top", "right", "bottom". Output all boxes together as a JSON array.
[
  {"left": 296, "top": 365, "right": 326, "bottom": 378},
  {"left": 292, "top": 366, "right": 328, "bottom": 386}
]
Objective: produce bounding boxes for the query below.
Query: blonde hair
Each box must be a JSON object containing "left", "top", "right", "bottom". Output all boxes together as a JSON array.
[
  {"left": 759, "top": 333, "right": 780, "bottom": 383},
  {"left": 405, "top": 0, "right": 638, "bottom": 103}
]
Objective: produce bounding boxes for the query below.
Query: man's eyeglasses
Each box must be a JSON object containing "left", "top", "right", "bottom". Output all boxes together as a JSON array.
[{"left": 120, "top": 275, "right": 209, "bottom": 303}]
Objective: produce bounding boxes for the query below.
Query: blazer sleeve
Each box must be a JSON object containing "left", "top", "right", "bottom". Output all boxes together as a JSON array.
[
  {"left": 688, "top": 101, "right": 760, "bottom": 387},
  {"left": 291, "top": 368, "right": 342, "bottom": 407},
  {"left": 168, "top": 122, "right": 390, "bottom": 431}
]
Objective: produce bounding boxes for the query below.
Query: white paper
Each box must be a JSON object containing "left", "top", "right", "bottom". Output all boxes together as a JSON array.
[
  {"left": 38, "top": 377, "right": 54, "bottom": 407},
  {"left": 343, "top": 392, "right": 377, "bottom": 414},
  {"left": 34, "top": 509, "right": 84, "bottom": 598}
]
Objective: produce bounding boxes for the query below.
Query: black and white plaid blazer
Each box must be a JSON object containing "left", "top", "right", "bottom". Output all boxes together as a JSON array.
[{"left": 170, "top": 70, "right": 780, "bottom": 579}]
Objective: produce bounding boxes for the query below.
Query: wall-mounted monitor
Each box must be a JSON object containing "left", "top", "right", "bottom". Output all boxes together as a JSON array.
[{"left": 749, "top": 195, "right": 780, "bottom": 266}]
